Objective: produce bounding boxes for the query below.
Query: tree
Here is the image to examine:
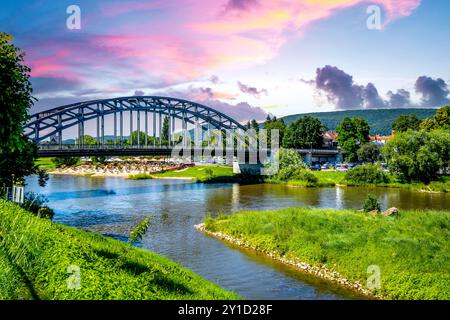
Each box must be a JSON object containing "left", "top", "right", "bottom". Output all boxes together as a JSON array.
[
  {"left": 420, "top": 118, "right": 435, "bottom": 131},
  {"left": 0, "top": 33, "right": 38, "bottom": 188},
  {"left": 382, "top": 129, "right": 450, "bottom": 183},
  {"left": 336, "top": 117, "right": 370, "bottom": 162},
  {"left": 76, "top": 134, "right": 97, "bottom": 145},
  {"left": 434, "top": 105, "right": 450, "bottom": 130},
  {"left": 264, "top": 117, "right": 286, "bottom": 148},
  {"left": 357, "top": 143, "right": 382, "bottom": 164},
  {"left": 129, "top": 131, "right": 148, "bottom": 145},
  {"left": 419, "top": 106, "right": 450, "bottom": 131},
  {"left": 283, "top": 116, "right": 325, "bottom": 149},
  {"left": 162, "top": 116, "right": 169, "bottom": 145},
  {"left": 250, "top": 119, "right": 259, "bottom": 132},
  {"left": 51, "top": 157, "right": 80, "bottom": 168},
  {"left": 392, "top": 114, "right": 422, "bottom": 132}
]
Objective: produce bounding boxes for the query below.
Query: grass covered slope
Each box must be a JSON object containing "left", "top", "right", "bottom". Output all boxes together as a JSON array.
[
  {"left": 0, "top": 200, "right": 238, "bottom": 300},
  {"left": 204, "top": 208, "right": 450, "bottom": 300},
  {"left": 151, "top": 165, "right": 234, "bottom": 182}
]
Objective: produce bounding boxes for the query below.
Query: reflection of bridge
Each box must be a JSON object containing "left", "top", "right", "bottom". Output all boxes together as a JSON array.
[{"left": 25, "top": 96, "right": 247, "bottom": 157}]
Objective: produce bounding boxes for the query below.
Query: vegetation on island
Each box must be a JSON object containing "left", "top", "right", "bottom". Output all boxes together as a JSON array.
[
  {"left": 0, "top": 200, "right": 238, "bottom": 300},
  {"left": 204, "top": 207, "right": 450, "bottom": 300}
]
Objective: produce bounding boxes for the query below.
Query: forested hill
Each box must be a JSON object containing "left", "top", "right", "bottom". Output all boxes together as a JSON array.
[{"left": 281, "top": 108, "right": 436, "bottom": 135}]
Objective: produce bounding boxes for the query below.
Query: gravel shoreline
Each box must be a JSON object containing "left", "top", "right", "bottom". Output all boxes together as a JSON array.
[{"left": 195, "top": 223, "right": 383, "bottom": 299}]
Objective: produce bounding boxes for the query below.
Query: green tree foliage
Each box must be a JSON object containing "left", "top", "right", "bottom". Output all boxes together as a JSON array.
[
  {"left": 420, "top": 106, "right": 450, "bottom": 131},
  {"left": 434, "top": 105, "right": 450, "bottom": 130},
  {"left": 336, "top": 117, "right": 370, "bottom": 162},
  {"left": 76, "top": 135, "right": 97, "bottom": 145},
  {"left": 277, "top": 148, "right": 307, "bottom": 170},
  {"left": 382, "top": 129, "right": 450, "bottom": 183},
  {"left": 392, "top": 114, "right": 422, "bottom": 132},
  {"left": 162, "top": 117, "right": 169, "bottom": 145},
  {"left": 283, "top": 116, "right": 325, "bottom": 149},
  {"left": 263, "top": 116, "right": 286, "bottom": 148},
  {"left": 268, "top": 148, "right": 307, "bottom": 179},
  {"left": 51, "top": 157, "right": 80, "bottom": 168},
  {"left": 420, "top": 118, "right": 436, "bottom": 131},
  {"left": 357, "top": 143, "right": 382, "bottom": 163},
  {"left": 250, "top": 119, "right": 259, "bottom": 132},
  {"left": 345, "top": 165, "right": 389, "bottom": 184},
  {"left": 0, "top": 33, "right": 38, "bottom": 187},
  {"left": 129, "top": 131, "right": 149, "bottom": 145}
]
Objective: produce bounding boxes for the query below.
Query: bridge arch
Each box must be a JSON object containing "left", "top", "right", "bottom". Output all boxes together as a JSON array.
[{"left": 25, "top": 96, "right": 247, "bottom": 147}]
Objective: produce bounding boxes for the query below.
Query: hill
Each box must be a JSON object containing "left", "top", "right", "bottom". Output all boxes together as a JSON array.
[{"left": 281, "top": 108, "right": 436, "bottom": 135}]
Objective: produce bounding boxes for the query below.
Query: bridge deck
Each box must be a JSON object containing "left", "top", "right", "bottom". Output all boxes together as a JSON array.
[{"left": 37, "top": 145, "right": 340, "bottom": 158}]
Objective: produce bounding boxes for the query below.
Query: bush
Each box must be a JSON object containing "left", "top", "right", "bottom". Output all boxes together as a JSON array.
[
  {"left": 363, "top": 194, "right": 381, "bottom": 213},
  {"left": 345, "top": 165, "right": 389, "bottom": 184},
  {"left": 275, "top": 167, "right": 318, "bottom": 185},
  {"left": 37, "top": 207, "right": 54, "bottom": 219},
  {"left": 51, "top": 157, "right": 80, "bottom": 168},
  {"left": 21, "top": 192, "right": 54, "bottom": 219},
  {"left": 266, "top": 148, "right": 307, "bottom": 176}
]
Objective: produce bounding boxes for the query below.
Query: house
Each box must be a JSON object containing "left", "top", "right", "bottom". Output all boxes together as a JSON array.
[
  {"left": 369, "top": 131, "right": 396, "bottom": 145},
  {"left": 323, "top": 131, "right": 338, "bottom": 149}
]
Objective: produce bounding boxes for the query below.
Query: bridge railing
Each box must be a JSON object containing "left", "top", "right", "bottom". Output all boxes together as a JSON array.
[{"left": 38, "top": 144, "right": 174, "bottom": 150}]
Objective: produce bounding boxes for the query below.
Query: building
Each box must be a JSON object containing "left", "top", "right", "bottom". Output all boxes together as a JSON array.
[
  {"left": 323, "top": 131, "right": 338, "bottom": 149},
  {"left": 369, "top": 131, "right": 396, "bottom": 145}
]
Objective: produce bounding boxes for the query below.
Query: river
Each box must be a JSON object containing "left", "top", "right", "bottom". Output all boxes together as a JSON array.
[{"left": 27, "top": 175, "right": 450, "bottom": 300}]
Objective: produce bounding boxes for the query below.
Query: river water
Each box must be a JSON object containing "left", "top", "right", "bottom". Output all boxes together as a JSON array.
[{"left": 27, "top": 175, "right": 450, "bottom": 300}]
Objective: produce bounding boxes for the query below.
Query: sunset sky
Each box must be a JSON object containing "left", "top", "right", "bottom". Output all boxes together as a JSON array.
[{"left": 1, "top": 0, "right": 450, "bottom": 122}]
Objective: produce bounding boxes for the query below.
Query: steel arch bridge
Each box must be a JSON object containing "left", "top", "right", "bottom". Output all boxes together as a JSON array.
[{"left": 25, "top": 96, "right": 249, "bottom": 157}]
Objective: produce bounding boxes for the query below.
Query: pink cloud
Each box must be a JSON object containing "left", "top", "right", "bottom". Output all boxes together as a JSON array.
[{"left": 24, "top": 0, "right": 421, "bottom": 98}]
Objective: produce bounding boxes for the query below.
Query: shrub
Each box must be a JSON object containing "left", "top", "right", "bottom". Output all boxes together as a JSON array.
[
  {"left": 37, "top": 207, "right": 55, "bottom": 219},
  {"left": 275, "top": 167, "right": 318, "bottom": 185},
  {"left": 293, "top": 169, "right": 319, "bottom": 185},
  {"left": 128, "top": 216, "right": 152, "bottom": 244},
  {"left": 266, "top": 148, "right": 307, "bottom": 176},
  {"left": 345, "top": 165, "right": 389, "bottom": 184},
  {"left": 363, "top": 194, "right": 381, "bottom": 213},
  {"left": 51, "top": 157, "right": 80, "bottom": 168},
  {"left": 21, "top": 192, "right": 54, "bottom": 219}
]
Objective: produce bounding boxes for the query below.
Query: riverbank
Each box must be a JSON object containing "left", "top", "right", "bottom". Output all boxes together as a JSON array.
[
  {"left": 201, "top": 207, "right": 450, "bottom": 300},
  {"left": 280, "top": 171, "right": 450, "bottom": 193},
  {"left": 47, "top": 159, "right": 192, "bottom": 178},
  {"left": 0, "top": 200, "right": 239, "bottom": 300}
]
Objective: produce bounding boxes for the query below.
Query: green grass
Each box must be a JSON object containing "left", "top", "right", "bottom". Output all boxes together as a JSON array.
[
  {"left": 35, "top": 158, "right": 56, "bottom": 170},
  {"left": 281, "top": 170, "right": 450, "bottom": 193},
  {"left": 205, "top": 207, "right": 450, "bottom": 300},
  {"left": 151, "top": 165, "right": 235, "bottom": 182},
  {"left": 128, "top": 173, "right": 154, "bottom": 180},
  {"left": 0, "top": 200, "right": 239, "bottom": 300}
]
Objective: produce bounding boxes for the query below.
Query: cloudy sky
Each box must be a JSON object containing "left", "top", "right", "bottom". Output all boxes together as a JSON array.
[{"left": 1, "top": 0, "right": 450, "bottom": 122}]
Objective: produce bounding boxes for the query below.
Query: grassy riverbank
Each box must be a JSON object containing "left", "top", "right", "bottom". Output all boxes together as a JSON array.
[
  {"left": 0, "top": 200, "right": 238, "bottom": 300},
  {"left": 140, "top": 165, "right": 235, "bottom": 182},
  {"left": 284, "top": 171, "right": 450, "bottom": 193},
  {"left": 204, "top": 207, "right": 450, "bottom": 300}
]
